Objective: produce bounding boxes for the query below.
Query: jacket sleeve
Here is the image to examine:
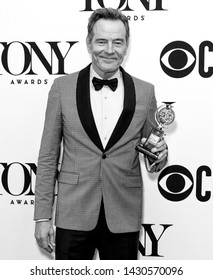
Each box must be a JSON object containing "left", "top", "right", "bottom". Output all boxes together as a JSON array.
[
  {"left": 34, "top": 79, "right": 62, "bottom": 220},
  {"left": 142, "top": 85, "right": 157, "bottom": 139},
  {"left": 142, "top": 85, "right": 168, "bottom": 173}
]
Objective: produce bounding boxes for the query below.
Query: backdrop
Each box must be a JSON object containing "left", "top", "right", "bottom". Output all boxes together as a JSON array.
[{"left": 0, "top": 0, "right": 213, "bottom": 260}]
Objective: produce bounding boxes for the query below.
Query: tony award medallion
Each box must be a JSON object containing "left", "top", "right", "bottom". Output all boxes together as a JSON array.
[{"left": 136, "top": 102, "right": 175, "bottom": 161}]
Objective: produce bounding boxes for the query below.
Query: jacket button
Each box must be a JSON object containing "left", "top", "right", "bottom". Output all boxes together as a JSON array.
[{"left": 102, "top": 154, "right": 106, "bottom": 159}]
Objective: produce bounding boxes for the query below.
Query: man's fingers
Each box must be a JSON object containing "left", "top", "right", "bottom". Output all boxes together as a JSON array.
[
  {"left": 35, "top": 221, "right": 54, "bottom": 253},
  {"left": 49, "top": 229, "right": 55, "bottom": 247},
  {"left": 35, "top": 233, "right": 49, "bottom": 251}
]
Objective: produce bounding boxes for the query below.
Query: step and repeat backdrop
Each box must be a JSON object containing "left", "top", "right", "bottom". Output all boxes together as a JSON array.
[{"left": 0, "top": 0, "right": 213, "bottom": 260}]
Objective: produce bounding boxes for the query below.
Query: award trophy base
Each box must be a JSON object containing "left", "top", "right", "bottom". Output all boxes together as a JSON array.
[
  {"left": 135, "top": 145, "right": 158, "bottom": 160},
  {"left": 136, "top": 127, "right": 164, "bottom": 161}
]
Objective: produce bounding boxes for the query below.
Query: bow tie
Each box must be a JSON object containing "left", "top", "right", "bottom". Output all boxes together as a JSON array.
[{"left": 92, "top": 77, "right": 118, "bottom": 92}]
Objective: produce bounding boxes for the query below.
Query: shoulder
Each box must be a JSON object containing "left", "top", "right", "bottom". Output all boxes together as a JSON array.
[
  {"left": 53, "top": 71, "right": 80, "bottom": 86},
  {"left": 124, "top": 71, "right": 156, "bottom": 104},
  {"left": 121, "top": 67, "right": 154, "bottom": 91},
  {"left": 52, "top": 64, "right": 90, "bottom": 88},
  {"left": 131, "top": 75, "right": 154, "bottom": 91}
]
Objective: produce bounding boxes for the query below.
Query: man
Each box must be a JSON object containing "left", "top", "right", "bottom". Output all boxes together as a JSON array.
[{"left": 34, "top": 7, "right": 168, "bottom": 260}]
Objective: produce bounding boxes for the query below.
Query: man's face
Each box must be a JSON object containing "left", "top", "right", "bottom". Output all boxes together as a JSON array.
[{"left": 86, "top": 19, "right": 128, "bottom": 79}]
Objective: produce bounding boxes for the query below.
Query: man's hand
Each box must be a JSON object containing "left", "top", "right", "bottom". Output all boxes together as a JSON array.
[
  {"left": 151, "top": 138, "right": 168, "bottom": 163},
  {"left": 34, "top": 220, "right": 55, "bottom": 253},
  {"left": 141, "top": 137, "right": 168, "bottom": 163}
]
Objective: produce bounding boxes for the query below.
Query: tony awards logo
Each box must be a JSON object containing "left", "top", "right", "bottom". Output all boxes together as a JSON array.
[{"left": 136, "top": 102, "right": 175, "bottom": 160}]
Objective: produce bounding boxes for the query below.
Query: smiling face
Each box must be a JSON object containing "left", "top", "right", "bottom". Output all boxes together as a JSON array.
[{"left": 86, "top": 19, "right": 128, "bottom": 79}]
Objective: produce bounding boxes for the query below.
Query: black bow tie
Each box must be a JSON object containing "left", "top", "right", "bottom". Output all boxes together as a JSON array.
[{"left": 92, "top": 77, "right": 118, "bottom": 92}]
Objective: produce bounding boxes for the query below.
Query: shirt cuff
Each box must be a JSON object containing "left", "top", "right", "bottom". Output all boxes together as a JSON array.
[{"left": 35, "top": 219, "right": 51, "bottom": 223}]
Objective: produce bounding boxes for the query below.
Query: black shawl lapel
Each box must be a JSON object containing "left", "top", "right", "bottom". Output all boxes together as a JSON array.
[
  {"left": 76, "top": 64, "right": 136, "bottom": 153},
  {"left": 76, "top": 64, "right": 104, "bottom": 152},
  {"left": 104, "top": 66, "right": 136, "bottom": 152}
]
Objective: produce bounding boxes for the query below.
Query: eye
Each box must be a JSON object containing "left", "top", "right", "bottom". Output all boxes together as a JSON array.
[
  {"left": 158, "top": 165, "right": 194, "bottom": 201},
  {"left": 97, "top": 40, "right": 106, "bottom": 46},
  {"left": 161, "top": 49, "right": 195, "bottom": 70},
  {"left": 160, "top": 41, "right": 196, "bottom": 78},
  {"left": 114, "top": 40, "right": 123, "bottom": 47}
]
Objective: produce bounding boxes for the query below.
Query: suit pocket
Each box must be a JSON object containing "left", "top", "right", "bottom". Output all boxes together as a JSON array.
[
  {"left": 58, "top": 171, "right": 79, "bottom": 185},
  {"left": 124, "top": 175, "right": 142, "bottom": 188}
]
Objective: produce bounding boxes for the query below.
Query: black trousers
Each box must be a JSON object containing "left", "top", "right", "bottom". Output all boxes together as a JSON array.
[{"left": 55, "top": 201, "right": 140, "bottom": 260}]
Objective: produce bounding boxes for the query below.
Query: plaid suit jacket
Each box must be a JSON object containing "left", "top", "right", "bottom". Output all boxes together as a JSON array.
[{"left": 34, "top": 64, "right": 160, "bottom": 233}]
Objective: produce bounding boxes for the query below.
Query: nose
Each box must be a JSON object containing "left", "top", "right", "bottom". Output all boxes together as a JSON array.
[{"left": 105, "top": 42, "right": 115, "bottom": 54}]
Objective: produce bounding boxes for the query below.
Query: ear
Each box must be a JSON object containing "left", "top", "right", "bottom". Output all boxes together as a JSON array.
[
  {"left": 124, "top": 40, "right": 129, "bottom": 56},
  {"left": 124, "top": 45, "right": 128, "bottom": 56},
  {"left": 86, "top": 36, "right": 91, "bottom": 54},
  {"left": 124, "top": 47, "right": 128, "bottom": 55}
]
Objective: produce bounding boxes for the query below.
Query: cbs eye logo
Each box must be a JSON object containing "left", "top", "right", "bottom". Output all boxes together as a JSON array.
[
  {"left": 158, "top": 165, "right": 211, "bottom": 202},
  {"left": 160, "top": 41, "right": 196, "bottom": 78},
  {"left": 160, "top": 40, "right": 213, "bottom": 78}
]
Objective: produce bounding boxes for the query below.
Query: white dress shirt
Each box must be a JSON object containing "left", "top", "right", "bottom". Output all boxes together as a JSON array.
[{"left": 90, "top": 66, "right": 124, "bottom": 149}]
